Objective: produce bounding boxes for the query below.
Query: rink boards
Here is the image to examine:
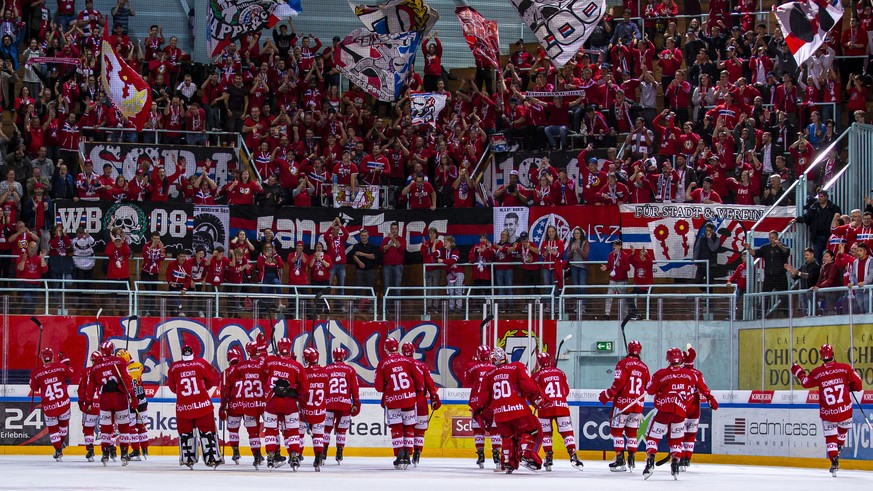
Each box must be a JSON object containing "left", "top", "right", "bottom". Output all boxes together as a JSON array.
[{"left": 1, "top": 387, "right": 871, "bottom": 467}]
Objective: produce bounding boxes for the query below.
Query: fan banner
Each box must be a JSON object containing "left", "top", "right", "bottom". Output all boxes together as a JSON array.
[
  {"left": 193, "top": 205, "right": 230, "bottom": 254},
  {"left": 508, "top": 0, "right": 607, "bottom": 67},
  {"left": 773, "top": 0, "right": 844, "bottom": 66},
  {"left": 334, "top": 28, "right": 421, "bottom": 101},
  {"left": 410, "top": 92, "right": 447, "bottom": 127},
  {"left": 456, "top": 5, "right": 500, "bottom": 69},
  {"left": 619, "top": 203, "right": 795, "bottom": 279},
  {"left": 208, "top": 0, "right": 302, "bottom": 57},
  {"left": 99, "top": 24, "right": 152, "bottom": 131},
  {"left": 350, "top": 0, "right": 439, "bottom": 35},
  {"left": 332, "top": 184, "right": 381, "bottom": 209}
]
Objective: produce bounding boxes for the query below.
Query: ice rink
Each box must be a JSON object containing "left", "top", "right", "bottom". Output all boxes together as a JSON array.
[{"left": 2, "top": 455, "right": 871, "bottom": 491}]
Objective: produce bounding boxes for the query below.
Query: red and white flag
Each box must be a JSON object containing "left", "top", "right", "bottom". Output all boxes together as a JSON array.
[
  {"left": 456, "top": 6, "right": 500, "bottom": 69},
  {"left": 773, "top": 0, "right": 844, "bottom": 66},
  {"left": 99, "top": 25, "right": 151, "bottom": 131}
]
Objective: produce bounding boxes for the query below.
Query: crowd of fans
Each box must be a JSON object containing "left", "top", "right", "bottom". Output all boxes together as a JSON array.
[{"left": 0, "top": 0, "right": 871, "bottom": 316}]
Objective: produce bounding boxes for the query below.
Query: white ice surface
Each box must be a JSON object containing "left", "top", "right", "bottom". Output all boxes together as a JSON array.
[{"left": 1, "top": 455, "right": 871, "bottom": 491}]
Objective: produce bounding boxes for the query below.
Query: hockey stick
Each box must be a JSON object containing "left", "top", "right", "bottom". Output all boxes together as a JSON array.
[
  {"left": 29, "top": 316, "right": 43, "bottom": 411},
  {"left": 95, "top": 308, "right": 104, "bottom": 346},
  {"left": 556, "top": 334, "right": 572, "bottom": 360},
  {"left": 850, "top": 392, "right": 873, "bottom": 431},
  {"left": 617, "top": 393, "right": 646, "bottom": 414},
  {"left": 620, "top": 312, "right": 633, "bottom": 354},
  {"left": 479, "top": 314, "right": 494, "bottom": 345},
  {"left": 124, "top": 315, "right": 138, "bottom": 351}
]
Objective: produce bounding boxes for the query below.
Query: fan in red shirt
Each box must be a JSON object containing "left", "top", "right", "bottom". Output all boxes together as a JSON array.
[
  {"left": 223, "top": 342, "right": 268, "bottom": 468},
  {"left": 29, "top": 347, "right": 74, "bottom": 461},
  {"left": 300, "top": 347, "right": 330, "bottom": 470},
  {"left": 402, "top": 174, "right": 436, "bottom": 210},
  {"left": 374, "top": 337, "right": 424, "bottom": 469},
  {"left": 262, "top": 337, "right": 309, "bottom": 470},
  {"left": 323, "top": 347, "right": 361, "bottom": 464},
  {"left": 472, "top": 347, "right": 544, "bottom": 474},
  {"left": 105, "top": 229, "right": 131, "bottom": 281},
  {"left": 792, "top": 343, "right": 863, "bottom": 476},
  {"left": 226, "top": 170, "right": 262, "bottom": 205},
  {"left": 167, "top": 344, "right": 223, "bottom": 468},
  {"left": 16, "top": 241, "right": 47, "bottom": 286},
  {"left": 533, "top": 352, "right": 584, "bottom": 471},
  {"left": 149, "top": 158, "right": 184, "bottom": 202},
  {"left": 599, "top": 340, "right": 651, "bottom": 472},
  {"left": 83, "top": 341, "right": 135, "bottom": 466},
  {"left": 401, "top": 342, "right": 441, "bottom": 466}
]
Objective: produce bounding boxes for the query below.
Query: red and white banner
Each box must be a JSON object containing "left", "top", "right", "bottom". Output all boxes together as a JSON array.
[
  {"left": 99, "top": 25, "right": 151, "bottom": 131},
  {"left": 620, "top": 203, "right": 795, "bottom": 279},
  {"left": 456, "top": 6, "right": 500, "bottom": 69}
]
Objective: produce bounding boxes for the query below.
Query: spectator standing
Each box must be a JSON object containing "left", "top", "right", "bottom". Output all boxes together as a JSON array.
[
  {"left": 786, "top": 247, "right": 820, "bottom": 315},
  {"left": 166, "top": 250, "right": 193, "bottom": 315},
  {"left": 745, "top": 231, "right": 791, "bottom": 317},
  {"left": 140, "top": 232, "right": 165, "bottom": 314},
  {"left": 517, "top": 232, "right": 540, "bottom": 296},
  {"left": 566, "top": 227, "right": 590, "bottom": 303},
  {"left": 494, "top": 229, "right": 516, "bottom": 301},
  {"left": 111, "top": 0, "right": 135, "bottom": 34},
  {"left": 286, "top": 241, "right": 309, "bottom": 291},
  {"left": 16, "top": 241, "right": 47, "bottom": 308},
  {"left": 351, "top": 229, "right": 378, "bottom": 311},
  {"left": 47, "top": 224, "right": 72, "bottom": 284},
  {"left": 539, "top": 225, "right": 564, "bottom": 288},
  {"left": 438, "top": 236, "right": 462, "bottom": 310},
  {"left": 308, "top": 242, "right": 332, "bottom": 293},
  {"left": 420, "top": 227, "right": 442, "bottom": 308},
  {"left": 468, "top": 233, "right": 494, "bottom": 293},
  {"left": 421, "top": 34, "right": 442, "bottom": 92},
  {"left": 381, "top": 221, "right": 406, "bottom": 300},
  {"left": 104, "top": 227, "right": 131, "bottom": 314},
  {"left": 324, "top": 217, "right": 349, "bottom": 306},
  {"left": 793, "top": 190, "right": 841, "bottom": 261},
  {"left": 205, "top": 246, "right": 230, "bottom": 294},
  {"left": 600, "top": 240, "right": 631, "bottom": 320},
  {"left": 628, "top": 246, "right": 654, "bottom": 319},
  {"left": 811, "top": 250, "right": 840, "bottom": 315},
  {"left": 257, "top": 244, "right": 284, "bottom": 307},
  {"left": 850, "top": 242, "right": 873, "bottom": 314},
  {"left": 71, "top": 226, "right": 95, "bottom": 281},
  {"left": 693, "top": 223, "right": 719, "bottom": 288}
]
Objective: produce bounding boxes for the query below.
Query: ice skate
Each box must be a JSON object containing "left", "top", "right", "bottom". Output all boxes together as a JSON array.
[
  {"left": 85, "top": 445, "right": 94, "bottom": 462},
  {"left": 128, "top": 449, "right": 141, "bottom": 461},
  {"left": 476, "top": 448, "right": 485, "bottom": 469},
  {"left": 231, "top": 446, "right": 240, "bottom": 464},
  {"left": 627, "top": 451, "right": 636, "bottom": 471},
  {"left": 830, "top": 456, "right": 839, "bottom": 477},
  {"left": 335, "top": 446, "right": 344, "bottom": 464},
  {"left": 101, "top": 448, "right": 110, "bottom": 467},
  {"left": 288, "top": 452, "right": 300, "bottom": 472},
  {"left": 543, "top": 450, "right": 553, "bottom": 471},
  {"left": 670, "top": 457, "right": 680, "bottom": 480},
  {"left": 412, "top": 449, "right": 421, "bottom": 467},
  {"left": 52, "top": 449, "right": 63, "bottom": 462},
  {"left": 642, "top": 454, "right": 655, "bottom": 479},
  {"left": 313, "top": 452, "right": 323, "bottom": 472},
  {"left": 609, "top": 451, "right": 627, "bottom": 472},
  {"left": 569, "top": 451, "right": 584, "bottom": 471}
]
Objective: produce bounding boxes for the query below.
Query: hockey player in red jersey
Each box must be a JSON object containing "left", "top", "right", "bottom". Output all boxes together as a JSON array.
[
  {"left": 792, "top": 343, "right": 864, "bottom": 476},
  {"left": 599, "top": 340, "right": 651, "bottom": 472},
  {"left": 301, "top": 347, "right": 330, "bottom": 471},
  {"left": 262, "top": 337, "right": 309, "bottom": 470},
  {"left": 324, "top": 347, "right": 360, "bottom": 464},
  {"left": 83, "top": 341, "right": 135, "bottom": 466},
  {"left": 77, "top": 351, "right": 101, "bottom": 462},
  {"left": 465, "top": 344, "right": 502, "bottom": 469},
  {"left": 473, "top": 347, "right": 544, "bottom": 474},
  {"left": 374, "top": 337, "right": 424, "bottom": 469},
  {"left": 401, "top": 342, "right": 442, "bottom": 466},
  {"left": 29, "top": 348, "right": 74, "bottom": 461},
  {"left": 533, "top": 351, "right": 583, "bottom": 471},
  {"left": 224, "top": 342, "right": 268, "bottom": 468},
  {"left": 115, "top": 348, "right": 149, "bottom": 460},
  {"left": 167, "top": 345, "right": 223, "bottom": 468},
  {"left": 642, "top": 347, "right": 717, "bottom": 480},
  {"left": 680, "top": 345, "right": 717, "bottom": 470},
  {"left": 219, "top": 346, "right": 245, "bottom": 464}
]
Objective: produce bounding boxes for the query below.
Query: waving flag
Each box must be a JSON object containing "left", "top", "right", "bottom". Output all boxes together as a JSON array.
[
  {"left": 350, "top": 0, "right": 438, "bottom": 35},
  {"left": 456, "top": 6, "right": 500, "bottom": 69},
  {"left": 100, "top": 25, "right": 151, "bottom": 131},
  {"left": 509, "top": 0, "right": 606, "bottom": 68},
  {"left": 774, "top": 0, "right": 843, "bottom": 66},
  {"left": 208, "top": 0, "right": 303, "bottom": 56},
  {"left": 410, "top": 92, "right": 447, "bottom": 126},
  {"left": 334, "top": 28, "right": 421, "bottom": 102}
]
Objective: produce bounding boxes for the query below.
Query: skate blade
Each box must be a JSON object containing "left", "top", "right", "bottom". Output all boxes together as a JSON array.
[
  {"left": 478, "top": 462, "right": 484, "bottom": 469},
  {"left": 87, "top": 457, "right": 94, "bottom": 462},
  {"left": 520, "top": 462, "right": 539, "bottom": 473},
  {"left": 643, "top": 471, "right": 654, "bottom": 480},
  {"left": 610, "top": 466, "right": 627, "bottom": 472}
]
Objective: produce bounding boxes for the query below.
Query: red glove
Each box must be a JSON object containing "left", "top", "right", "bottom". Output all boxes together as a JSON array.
[
  {"left": 708, "top": 396, "right": 718, "bottom": 410},
  {"left": 219, "top": 407, "right": 227, "bottom": 421},
  {"left": 431, "top": 396, "right": 442, "bottom": 410},
  {"left": 598, "top": 391, "right": 609, "bottom": 405},
  {"left": 791, "top": 363, "right": 805, "bottom": 379},
  {"left": 78, "top": 400, "right": 86, "bottom": 412},
  {"left": 533, "top": 396, "right": 545, "bottom": 409},
  {"left": 351, "top": 403, "right": 360, "bottom": 416}
]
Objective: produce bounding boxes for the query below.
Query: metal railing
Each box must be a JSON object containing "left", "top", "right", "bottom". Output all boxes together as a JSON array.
[{"left": 383, "top": 285, "right": 558, "bottom": 321}]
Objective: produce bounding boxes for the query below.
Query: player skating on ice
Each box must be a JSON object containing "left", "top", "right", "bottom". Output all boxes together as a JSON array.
[
  {"left": 77, "top": 351, "right": 101, "bottom": 462},
  {"left": 29, "top": 348, "right": 74, "bottom": 461},
  {"left": 401, "top": 342, "right": 441, "bottom": 466},
  {"left": 465, "top": 345, "right": 502, "bottom": 469},
  {"left": 791, "top": 343, "right": 863, "bottom": 477},
  {"left": 532, "top": 351, "right": 583, "bottom": 471},
  {"left": 599, "top": 340, "right": 650, "bottom": 472},
  {"left": 374, "top": 337, "right": 424, "bottom": 470},
  {"left": 301, "top": 347, "right": 330, "bottom": 471},
  {"left": 167, "top": 345, "right": 223, "bottom": 469},
  {"left": 472, "top": 347, "right": 544, "bottom": 474},
  {"left": 262, "top": 337, "right": 309, "bottom": 470},
  {"left": 225, "top": 342, "right": 268, "bottom": 468},
  {"left": 83, "top": 341, "right": 135, "bottom": 466},
  {"left": 679, "top": 345, "right": 717, "bottom": 471},
  {"left": 324, "top": 347, "right": 360, "bottom": 465},
  {"left": 219, "top": 346, "right": 244, "bottom": 464},
  {"left": 116, "top": 349, "right": 149, "bottom": 460}
]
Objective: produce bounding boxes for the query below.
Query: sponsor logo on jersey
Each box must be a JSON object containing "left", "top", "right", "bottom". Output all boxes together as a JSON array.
[{"left": 748, "top": 390, "right": 774, "bottom": 403}]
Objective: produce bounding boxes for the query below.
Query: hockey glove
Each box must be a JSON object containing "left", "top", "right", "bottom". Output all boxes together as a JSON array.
[
  {"left": 219, "top": 407, "right": 227, "bottom": 421},
  {"left": 598, "top": 391, "right": 609, "bottom": 405},
  {"left": 351, "top": 403, "right": 361, "bottom": 417},
  {"left": 791, "top": 363, "right": 805, "bottom": 379},
  {"left": 431, "top": 396, "right": 442, "bottom": 411},
  {"left": 707, "top": 396, "right": 718, "bottom": 410}
]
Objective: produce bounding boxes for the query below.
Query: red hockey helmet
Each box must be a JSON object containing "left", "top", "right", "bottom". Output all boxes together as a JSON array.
[
  {"left": 245, "top": 342, "right": 259, "bottom": 358},
  {"left": 227, "top": 346, "right": 243, "bottom": 365},
  {"left": 40, "top": 348, "right": 54, "bottom": 364},
  {"left": 683, "top": 346, "right": 697, "bottom": 367},
  {"left": 89, "top": 351, "right": 101, "bottom": 364},
  {"left": 99, "top": 341, "right": 115, "bottom": 357},
  {"left": 401, "top": 342, "right": 415, "bottom": 357},
  {"left": 475, "top": 345, "right": 491, "bottom": 362},
  {"left": 332, "top": 347, "right": 348, "bottom": 362},
  {"left": 536, "top": 351, "right": 553, "bottom": 368},
  {"left": 820, "top": 343, "right": 835, "bottom": 362},
  {"left": 666, "top": 347, "right": 684, "bottom": 365},
  {"left": 303, "top": 347, "right": 319, "bottom": 365},
  {"left": 277, "top": 337, "right": 293, "bottom": 356},
  {"left": 491, "top": 347, "right": 507, "bottom": 365},
  {"left": 627, "top": 340, "right": 642, "bottom": 357},
  {"left": 384, "top": 337, "right": 399, "bottom": 353}
]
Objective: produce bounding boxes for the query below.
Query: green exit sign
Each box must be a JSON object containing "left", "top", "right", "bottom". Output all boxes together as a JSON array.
[{"left": 596, "top": 341, "right": 614, "bottom": 352}]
